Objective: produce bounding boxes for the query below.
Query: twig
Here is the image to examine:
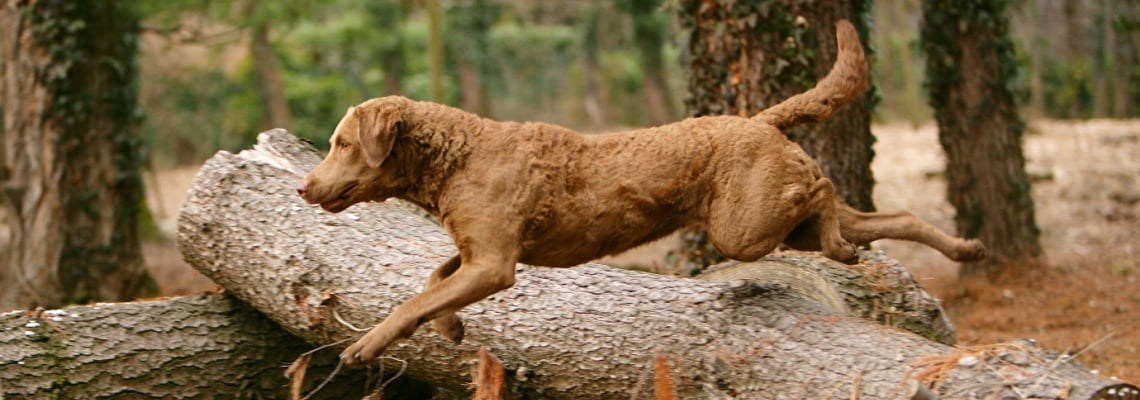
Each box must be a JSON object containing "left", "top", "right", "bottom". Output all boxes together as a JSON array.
[
  {"left": 653, "top": 351, "right": 677, "bottom": 400},
  {"left": 627, "top": 353, "right": 657, "bottom": 400},
  {"left": 300, "top": 337, "right": 356, "bottom": 359},
  {"left": 301, "top": 358, "right": 344, "bottom": 400},
  {"left": 1069, "top": 332, "right": 1114, "bottom": 361},
  {"left": 332, "top": 308, "right": 370, "bottom": 332},
  {"left": 1024, "top": 332, "right": 1114, "bottom": 395},
  {"left": 367, "top": 355, "right": 409, "bottom": 398}
]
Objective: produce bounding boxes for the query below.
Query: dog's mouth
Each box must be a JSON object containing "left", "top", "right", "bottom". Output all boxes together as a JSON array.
[{"left": 319, "top": 183, "right": 358, "bottom": 213}]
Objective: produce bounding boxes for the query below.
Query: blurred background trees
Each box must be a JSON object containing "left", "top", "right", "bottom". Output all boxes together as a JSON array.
[
  {"left": 1, "top": 0, "right": 155, "bottom": 309},
  {"left": 3, "top": 0, "right": 1139, "bottom": 308},
  {"left": 126, "top": 0, "right": 1140, "bottom": 168}
]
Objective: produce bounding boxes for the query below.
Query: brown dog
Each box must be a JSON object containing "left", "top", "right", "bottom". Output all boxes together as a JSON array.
[{"left": 298, "top": 21, "right": 984, "bottom": 367}]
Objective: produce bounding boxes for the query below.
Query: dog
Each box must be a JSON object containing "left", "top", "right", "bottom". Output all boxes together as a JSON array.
[{"left": 297, "top": 21, "right": 985, "bottom": 367}]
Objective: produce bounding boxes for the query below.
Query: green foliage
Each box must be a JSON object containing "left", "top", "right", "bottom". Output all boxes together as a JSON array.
[
  {"left": 136, "top": 1, "right": 690, "bottom": 162},
  {"left": 399, "top": 15, "right": 459, "bottom": 104},
  {"left": 487, "top": 21, "right": 579, "bottom": 121},
  {"left": 601, "top": 50, "right": 648, "bottom": 126},
  {"left": 1040, "top": 55, "right": 1094, "bottom": 118},
  {"left": 141, "top": 67, "right": 256, "bottom": 164}
]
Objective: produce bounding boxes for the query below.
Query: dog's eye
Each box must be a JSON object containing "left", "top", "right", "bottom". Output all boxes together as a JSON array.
[{"left": 338, "top": 142, "right": 350, "bottom": 151}]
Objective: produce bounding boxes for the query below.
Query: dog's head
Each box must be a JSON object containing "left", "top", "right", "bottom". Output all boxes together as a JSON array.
[{"left": 298, "top": 96, "right": 412, "bottom": 213}]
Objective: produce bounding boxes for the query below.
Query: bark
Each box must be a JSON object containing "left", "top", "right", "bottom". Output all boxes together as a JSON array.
[
  {"left": 699, "top": 252, "right": 956, "bottom": 346},
  {"left": 0, "top": 294, "right": 372, "bottom": 399},
  {"left": 1, "top": 0, "right": 154, "bottom": 310},
  {"left": 174, "top": 129, "right": 1132, "bottom": 399},
  {"left": 920, "top": 0, "right": 1044, "bottom": 277}
]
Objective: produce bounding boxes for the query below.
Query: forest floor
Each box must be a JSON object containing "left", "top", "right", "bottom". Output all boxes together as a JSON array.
[{"left": 3, "top": 119, "right": 1133, "bottom": 382}]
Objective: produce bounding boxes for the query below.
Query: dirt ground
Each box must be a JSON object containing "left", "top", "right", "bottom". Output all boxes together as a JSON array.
[{"left": 5, "top": 119, "right": 1132, "bottom": 382}]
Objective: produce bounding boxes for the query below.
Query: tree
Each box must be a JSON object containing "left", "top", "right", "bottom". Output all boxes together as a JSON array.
[
  {"left": 447, "top": 0, "right": 499, "bottom": 117},
  {"left": 238, "top": 0, "right": 303, "bottom": 131},
  {"left": 673, "top": 0, "right": 876, "bottom": 272},
  {"left": 1, "top": 0, "right": 155, "bottom": 310},
  {"left": 920, "top": 0, "right": 1043, "bottom": 277},
  {"left": 427, "top": 0, "right": 445, "bottom": 103},
  {"left": 370, "top": 1, "right": 412, "bottom": 97},
  {"left": 619, "top": 0, "right": 678, "bottom": 126},
  {"left": 249, "top": 20, "right": 292, "bottom": 130}
]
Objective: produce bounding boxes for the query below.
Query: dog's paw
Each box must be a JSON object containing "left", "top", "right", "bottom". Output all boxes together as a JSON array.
[
  {"left": 951, "top": 239, "right": 987, "bottom": 262},
  {"left": 824, "top": 240, "right": 859, "bottom": 265},
  {"left": 432, "top": 314, "right": 465, "bottom": 344},
  {"left": 341, "top": 324, "right": 404, "bottom": 368}
]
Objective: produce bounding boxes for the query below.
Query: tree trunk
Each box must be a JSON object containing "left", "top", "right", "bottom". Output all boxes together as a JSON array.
[
  {"left": 627, "top": 0, "right": 678, "bottom": 126},
  {"left": 580, "top": 5, "right": 610, "bottom": 130},
  {"left": 383, "top": 44, "right": 405, "bottom": 96},
  {"left": 1092, "top": 0, "right": 1111, "bottom": 118},
  {"left": 174, "top": 130, "right": 1132, "bottom": 399},
  {"left": 366, "top": 1, "right": 408, "bottom": 96},
  {"left": 1022, "top": 1, "right": 1047, "bottom": 118},
  {"left": 448, "top": 0, "right": 496, "bottom": 118},
  {"left": 426, "top": 0, "right": 445, "bottom": 103},
  {"left": 1115, "top": 1, "right": 1140, "bottom": 117},
  {"left": 920, "top": 0, "right": 1044, "bottom": 277},
  {"left": 249, "top": 21, "right": 292, "bottom": 131},
  {"left": 0, "top": 294, "right": 376, "bottom": 399},
  {"left": 674, "top": 1, "right": 877, "bottom": 272},
  {"left": 680, "top": 0, "right": 876, "bottom": 211},
  {"left": 1, "top": 0, "right": 155, "bottom": 310}
]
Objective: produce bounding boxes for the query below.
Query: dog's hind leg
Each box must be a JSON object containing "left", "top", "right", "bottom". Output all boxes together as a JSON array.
[
  {"left": 424, "top": 255, "right": 465, "bottom": 343},
  {"left": 802, "top": 177, "right": 859, "bottom": 263},
  {"left": 835, "top": 206, "right": 987, "bottom": 262},
  {"left": 708, "top": 176, "right": 856, "bottom": 263},
  {"left": 764, "top": 178, "right": 859, "bottom": 263}
]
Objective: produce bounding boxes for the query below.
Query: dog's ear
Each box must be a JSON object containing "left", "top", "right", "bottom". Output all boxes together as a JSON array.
[{"left": 356, "top": 102, "right": 405, "bottom": 168}]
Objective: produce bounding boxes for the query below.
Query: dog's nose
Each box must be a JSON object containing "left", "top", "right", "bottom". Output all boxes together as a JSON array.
[{"left": 297, "top": 182, "right": 309, "bottom": 198}]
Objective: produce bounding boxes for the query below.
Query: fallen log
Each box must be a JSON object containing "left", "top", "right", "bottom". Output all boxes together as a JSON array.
[
  {"left": 176, "top": 129, "right": 1136, "bottom": 399},
  {"left": 0, "top": 294, "right": 374, "bottom": 399}
]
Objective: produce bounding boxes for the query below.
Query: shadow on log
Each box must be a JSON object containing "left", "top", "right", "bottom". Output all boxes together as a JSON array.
[{"left": 169, "top": 130, "right": 1133, "bottom": 399}]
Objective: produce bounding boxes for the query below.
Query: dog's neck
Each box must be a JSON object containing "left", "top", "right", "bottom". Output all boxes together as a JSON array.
[{"left": 392, "top": 102, "right": 480, "bottom": 215}]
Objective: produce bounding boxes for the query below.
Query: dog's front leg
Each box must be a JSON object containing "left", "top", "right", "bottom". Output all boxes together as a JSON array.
[
  {"left": 424, "top": 255, "right": 466, "bottom": 343},
  {"left": 341, "top": 252, "right": 518, "bottom": 367}
]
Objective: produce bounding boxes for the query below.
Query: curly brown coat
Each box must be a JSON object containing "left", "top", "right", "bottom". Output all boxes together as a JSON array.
[{"left": 298, "top": 21, "right": 985, "bottom": 367}]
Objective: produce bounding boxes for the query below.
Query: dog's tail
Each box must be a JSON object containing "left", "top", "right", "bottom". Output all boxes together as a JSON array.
[{"left": 752, "top": 20, "right": 869, "bottom": 130}]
